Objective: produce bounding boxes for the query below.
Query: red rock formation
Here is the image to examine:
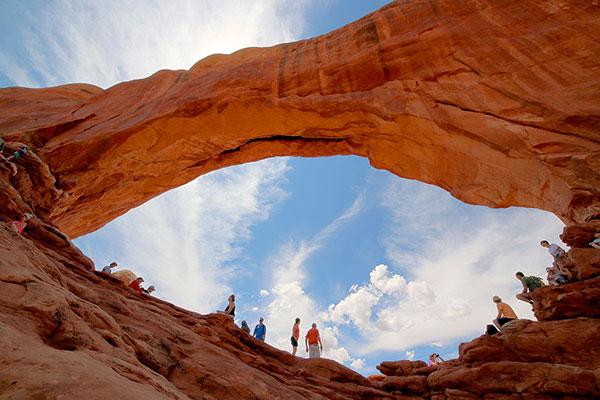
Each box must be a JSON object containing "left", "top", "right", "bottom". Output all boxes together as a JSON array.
[
  {"left": 0, "top": 0, "right": 599, "bottom": 238},
  {"left": 1, "top": 0, "right": 600, "bottom": 399}
]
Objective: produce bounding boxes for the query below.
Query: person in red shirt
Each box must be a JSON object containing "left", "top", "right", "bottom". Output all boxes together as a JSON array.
[
  {"left": 291, "top": 318, "right": 301, "bottom": 356},
  {"left": 305, "top": 322, "right": 323, "bottom": 358},
  {"left": 128, "top": 277, "right": 144, "bottom": 293}
]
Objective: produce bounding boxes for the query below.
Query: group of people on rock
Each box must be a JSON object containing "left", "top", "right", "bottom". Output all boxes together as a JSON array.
[
  {"left": 486, "top": 235, "right": 599, "bottom": 335},
  {"left": 100, "top": 261, "right": 156, "bottom": 295},
  {"left": 217, "top": 295, "right": 324, "bottom": 358}
]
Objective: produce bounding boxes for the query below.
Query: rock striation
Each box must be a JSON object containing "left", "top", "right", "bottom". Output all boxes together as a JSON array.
[
  {"left": 0, "top": 0, "right": 599, "bottom": 238},
  {"left": 1, "top": 0, "right": 600, "bottom": 399}
]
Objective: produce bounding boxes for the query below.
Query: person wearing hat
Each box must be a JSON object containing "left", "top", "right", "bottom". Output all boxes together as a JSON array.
[
  {"left": 492, "top": 295, "right": 518, "bottom": 330},
  {"left": 128, "top": 277, "right": 144, "bottom": 293}
]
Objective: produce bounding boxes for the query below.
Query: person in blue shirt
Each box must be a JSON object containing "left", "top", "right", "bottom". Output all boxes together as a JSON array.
[{"left": 253, "top": 317, "right": 266, "bottom": 341}]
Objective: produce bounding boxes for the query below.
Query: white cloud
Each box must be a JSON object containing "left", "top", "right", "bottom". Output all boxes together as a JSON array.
[
  {"left": 259, "top": 289, "right": 269, "bottom": 297},
  {"left": 1, "top": 0, "right": 312, "bottom": 88},
  {"left": 405, "top": 350, "right": 415, "bottom": 361},
  {"left": 85, "top": 158, "right": 290, "bottom": 313},
  {"left": 262, "top": 196, "right": 366, "bottom": 368}
]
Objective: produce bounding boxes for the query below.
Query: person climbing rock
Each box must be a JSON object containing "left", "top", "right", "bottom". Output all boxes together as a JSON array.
[
  {"left": 6, "top": 145, "right": 29, "bottom": 161},
  {"left": 102, "top": 261, "right": 118, "bottom": 274},
  {"left": 253, "top": 317, "right": 266, "bottom": 341},
  {"left": 305, "top": 323, "right": 323, "bottom": 358},
  {"left": 492, "top": 296, "right": 518, "bottom": 330},
  {"left": 515, "top": 271, "right": 544, "bottom": 304},
  {"left": 128, "top": 277, "right": 144, "bottom": 293},
  {"left": 217, "top": 294, "right": 235, "bottom": 318},
  {"left": 241, "top": 321, "right": 251, "bottom": 334},
  {"left": 291, "top": 318, "right": 300, "bottom": 356},
  {"left": 428, "top": 353, "right": 445, "bottom": 367}
]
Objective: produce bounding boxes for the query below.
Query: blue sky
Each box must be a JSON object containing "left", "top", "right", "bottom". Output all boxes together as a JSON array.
[{"left": 1, "top": 0, "right": 566, "bottom": 375}]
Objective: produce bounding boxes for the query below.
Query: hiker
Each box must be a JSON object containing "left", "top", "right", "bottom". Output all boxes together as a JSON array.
[
  {"left": 6, "top": 145, "right": 29, "bottom": 161},
  {"left": 291, "top": 318, "right": 301, "bottom": 356},
  {"left": 253, "top": 317, "right": 267, "bottom": 341},
  {"left": 589, "top": 232, "right": 600, "bottom": 249},
  {"left": 142, "top": 285, "right": 155, "bottom": 294},
  {"left": 428, "top": 353, "right": 445, "bottom": 367},
  {"left": 102, "top": 262, "right": 118, "bottom": 274},
  {"left": 492, "top": 296, "right": 518, "bottom": 330},
  {"left": 217, "top": 294, "right": 236, "bottom": 318},
  {"left": 305, "top": 323, "right": 323, "bottom": 358},
  {"left": 128, "top": 277, "right": 144, "bottom": 293},
  {"left": 540, "top": 240, "right": 568, "bottom": 275},
  {"left": 546, "top": 266, "right": 568, "bottom": 286},
  {"left": 0, "top": 138, "right": 18, "bottom": 176},
  {"left": 11, "top": 214, "right": 31, "bottom": 234},
  {"left": 241, "top": 321, "right": 251, "bottom": 334},
  {"left": 515, "top": 272, "right": 544, "bottom": 304}
]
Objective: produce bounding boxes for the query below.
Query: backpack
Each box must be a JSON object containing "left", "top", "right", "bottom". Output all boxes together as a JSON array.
[{"left": 531, "top": 276, "right": 545, "bottom": 288}]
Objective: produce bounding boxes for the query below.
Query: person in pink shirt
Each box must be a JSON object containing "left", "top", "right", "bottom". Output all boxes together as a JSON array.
[{"left": 11, "top": 214, "right": 31, "bottom": 234}]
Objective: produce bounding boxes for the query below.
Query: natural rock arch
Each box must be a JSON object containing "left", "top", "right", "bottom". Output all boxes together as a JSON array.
[{"left": 1, "top": 0, "right": 599, "bottom": 239}]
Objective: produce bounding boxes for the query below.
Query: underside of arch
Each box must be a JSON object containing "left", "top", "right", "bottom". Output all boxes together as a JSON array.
[{"left": 0, "top": 0, "right": 599, "bottom": 238}]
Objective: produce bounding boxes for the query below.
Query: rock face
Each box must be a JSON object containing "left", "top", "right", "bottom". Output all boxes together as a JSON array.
[
  {"left": 1, "top": 0, "right": 600, "bottom": 399},
  {"left": 0, "top": 0, "right": 599, "bottom": 238}
]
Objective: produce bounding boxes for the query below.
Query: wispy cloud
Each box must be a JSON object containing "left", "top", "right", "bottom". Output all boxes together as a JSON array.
[
  {"left": 78, "top": 158, "right": 290, "bottom": 313},
  {"left": 1, "top": 0, "right": 312, "bottom": 88},
  {"left": 261, "top": 195, "right": 365, "bottom": 366}
]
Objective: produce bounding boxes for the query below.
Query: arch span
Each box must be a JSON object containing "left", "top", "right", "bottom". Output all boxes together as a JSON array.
[{"left": 0, "top": 0, "right": 599, "bottom": 238}]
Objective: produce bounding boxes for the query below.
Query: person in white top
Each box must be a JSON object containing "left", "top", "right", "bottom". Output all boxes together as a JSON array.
[{"left": 540, "top": 240, "right": 571, "bottom": 280}]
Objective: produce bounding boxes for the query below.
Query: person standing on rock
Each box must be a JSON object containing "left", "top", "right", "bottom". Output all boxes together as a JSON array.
[
  {"left": 102, "top": 262, "right": 118, "bottom": 274},
  {"left": 515, "top": 272, "right": 542, "bottom": 304},
  {"left": 291, "top": 318, "right": 300, "bottom": 356},
  {"left": 305, "top": 323, "right": 323, "bottom": 358},
  {"left": 492, "top": 296, "right": 518, "bottom": 330},
  {"left": 253, "top": 317, "right": 266, "bottom": 341},
  {"left": 218, "top": 294, "right": 236, "bottom": 318}
]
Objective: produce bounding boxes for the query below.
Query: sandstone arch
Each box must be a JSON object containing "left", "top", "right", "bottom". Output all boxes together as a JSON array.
[{"left": 0, "top": 0, "right": 599, "bottom": 239}]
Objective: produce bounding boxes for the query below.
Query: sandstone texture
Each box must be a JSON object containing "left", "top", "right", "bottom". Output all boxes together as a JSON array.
[
  {"left": 1, "top": 0, "right": 600, "bottom": 399},
  {"left": 0, "top": 0, "right": 599, "bottom": 238}
]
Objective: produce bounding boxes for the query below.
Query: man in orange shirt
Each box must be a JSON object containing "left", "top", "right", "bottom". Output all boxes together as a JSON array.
[
  {"left": 492, "top": 296, "right": 518, "bottom": 330},
  {"left": 305, "top": 323, "right": 323, "bottom": 358}
]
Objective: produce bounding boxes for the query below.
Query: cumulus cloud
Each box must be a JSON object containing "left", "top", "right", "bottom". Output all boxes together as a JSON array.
[
  {"left": 1, "top": 0, "right": 312, "bottom": 88},
  {"left": 259, "top": 289, "right": 270, "bottom": 297},
  {"left": 405, "top": 350, "right": 415, "bottom": 361}
]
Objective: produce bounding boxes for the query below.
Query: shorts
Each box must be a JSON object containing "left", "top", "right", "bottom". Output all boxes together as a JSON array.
[
  {"left": 291, "top": 336, "right": 298, "bottom": 347},
  {"left": 497, "top": 317, "right": 515, "bottom": 326}
]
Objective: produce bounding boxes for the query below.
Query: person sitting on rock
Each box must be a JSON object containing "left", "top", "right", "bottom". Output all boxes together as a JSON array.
[
  {"left": 102, "top": 262, "right": 118, "bottom": 274},
  {"left": 428, "top": 353, "right": 445, "bottom": 367},
  {"left": 142, "top": 285, "right": 155, "bottom": 294},
  {"left": 589, "top": 232, "right": 600, "bottom": 249},
  {"left": 6, "top": 145, "right": 30, "bottom": 161},
  {"left": 492, "top": 296, "right": 518, "bottom": 330},
  {"left": 546, "top": 266, "right": 568, "bottom": 286},
  {"left": 540, "top": 240, "right": 570, "bottom": 278},
  {"left": 217, "top": 294, "right": 235, "bottom": 318},
  {"left": 515, "top": 271, "right": 543, "bottom": 304},
  {"left": 11, "top": 214, "right": 31, "bottom": 234},
  {"left": 241, "top": 320, "right": 251, "bottom": 334},
  {"left": 128, "top": 277, "right": 144, "bottom": 293}
]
